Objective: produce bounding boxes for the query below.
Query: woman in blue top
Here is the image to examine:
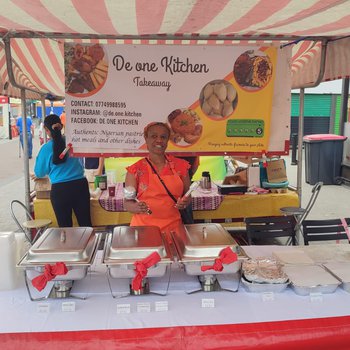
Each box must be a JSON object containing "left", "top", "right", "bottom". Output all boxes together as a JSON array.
[{"left": 34, "top": 114, "right": 92, "bottom": 227}]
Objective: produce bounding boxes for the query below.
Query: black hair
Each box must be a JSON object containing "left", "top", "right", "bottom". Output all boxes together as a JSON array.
[{"left": 44, "top": 114, "right": 67, "bottom": 164}]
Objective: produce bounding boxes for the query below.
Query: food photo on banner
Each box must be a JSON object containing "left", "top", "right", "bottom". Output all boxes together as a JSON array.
[{"left": 64, "top": 43, "right": 290, "bottom": 156}]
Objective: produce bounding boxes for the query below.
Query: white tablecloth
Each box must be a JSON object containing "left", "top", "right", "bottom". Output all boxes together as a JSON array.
[{"left": 2, "top": 249, "right": 350, "bottom": 334}]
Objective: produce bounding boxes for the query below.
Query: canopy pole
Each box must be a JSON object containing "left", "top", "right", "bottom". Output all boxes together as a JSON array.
[
  {"left": 297, "top": 88, "right": 305, "bottom": 206},
  {"left": 3, "top": 36, "right": 48, "bottom": 214},
  {"left": 20, "top": 88, "right": 31, "bottom": 213},
  {"left": 296, "top": 40, "right": 328, "bottom": 207},
  {"left": 340, "top": 78, "right": 350, "bottom": 135},
  {"left": 40, "top": 96, "right": 48, "bottom": 143}
]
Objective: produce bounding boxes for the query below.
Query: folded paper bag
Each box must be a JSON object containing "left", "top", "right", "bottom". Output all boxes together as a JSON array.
[
  {"left": 266, "top": 159, "right": 287, "bottom": 183},
  {"left": 132, "top": 252, "right": 161, "bottom": 291},
  {"left": 32, "top": 262, "right": 68, "bottom": 291},
  {"left": 201, "top": 247, "right": 237, "bottom": 272}
]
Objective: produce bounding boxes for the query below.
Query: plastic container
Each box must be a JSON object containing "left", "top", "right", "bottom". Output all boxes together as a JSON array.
[
  {"left": 303, "top": 134, "right": 347, "bottom": 185},
  {"left": 0, "top": 232, "right": 18, "bottom": 290},
  {"left": 94, "top": 175, "right": 107, "bottom": 190}
]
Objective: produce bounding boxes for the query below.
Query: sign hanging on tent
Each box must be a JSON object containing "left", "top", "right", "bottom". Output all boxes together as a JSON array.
[{"left": 64, "top": 43, "right": 279, "bottom": 154}]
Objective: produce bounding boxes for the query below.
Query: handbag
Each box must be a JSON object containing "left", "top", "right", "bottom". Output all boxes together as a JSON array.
[{"left": 145, "top": 158, "right": 194, "bottom": 224}]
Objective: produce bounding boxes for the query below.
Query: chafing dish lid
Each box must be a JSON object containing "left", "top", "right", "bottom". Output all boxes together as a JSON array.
[
  {"left": 104, "top": 226, "right": 170, "bottom": 262},
  {"left": 174, "top": 223, "right": 237, "bottom": 258},
  {"left": 26, "top": 227, "right": 96, "bottom": 263}
]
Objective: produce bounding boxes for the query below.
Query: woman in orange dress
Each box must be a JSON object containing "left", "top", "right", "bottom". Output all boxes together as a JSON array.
[{"left": 124, "top": 122, "right": 191, "bottom": 232}]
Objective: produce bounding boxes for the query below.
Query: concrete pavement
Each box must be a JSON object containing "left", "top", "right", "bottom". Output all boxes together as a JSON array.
[
  {"left": 0, "top": 136, "right": 40, "bottom": 232},
  {"left": 0, "top": 136, "right": 349, "bottom": 233}
]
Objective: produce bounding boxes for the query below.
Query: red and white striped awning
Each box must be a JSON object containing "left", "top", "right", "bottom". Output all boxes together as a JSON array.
[
  {"left": 292, "top": 36, "right": 350, "bottom": 88},
  {"left": 0, "top": 0, "right": 350, "bottom": 98}
]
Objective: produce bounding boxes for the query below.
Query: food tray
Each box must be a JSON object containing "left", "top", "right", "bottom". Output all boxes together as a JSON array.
[
  {"left": 102, "top": 226, "right": 173, "bottom": 279},
  {"left": 283, "top": 264, "right": 340, "bottom": 296},
  {"left": 298, "top": 244, "right": 350, "bottom": 264},
  {"left": 17, "top": 227, "right": 100, "bottom": 282},
  {"left": 241, "top": 275, "right": 289, "bottom": 293},
  {"left": 104, "top": 226, "right": 169, "bottom": 262},
  {"left": 173, "top": 223, "right": 238, "bottom": 259},
  {"left": 242, "top": 258, "right": 288, "bottom": 284},
  {"left": 171, "top": 224, "right": 240, "bottom": 276},
  {"left": 323, "top": 262, "right": 350, "bottom": 293},
  {"left": 272, "top": 249, "right": 314, "bottom": 265},
  {"left": 26, "top": 227, "right": 97, "bottom": 263}
]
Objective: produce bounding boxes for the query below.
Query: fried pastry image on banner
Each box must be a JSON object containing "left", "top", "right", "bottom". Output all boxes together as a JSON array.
[
  {"left": 233, "top": 50, "right": 272, "bottom": 91},
  {"left": 168, "top": 109, "right": 202, "bottom": 147},
  {"left": 199, "top": 80, "right": 238, "bottom": 120},
  {"left": 65, "top": 44, "right": 108, "bottom": 97}
]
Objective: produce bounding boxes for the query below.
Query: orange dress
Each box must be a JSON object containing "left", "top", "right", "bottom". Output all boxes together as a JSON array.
[{"left": 127, "top": 156, "right": 189, "bottom": 233}]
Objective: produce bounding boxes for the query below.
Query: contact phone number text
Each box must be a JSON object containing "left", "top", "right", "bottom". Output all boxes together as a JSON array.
[{"left": 95, "top": 101, "right": 126, "bottom": 108}]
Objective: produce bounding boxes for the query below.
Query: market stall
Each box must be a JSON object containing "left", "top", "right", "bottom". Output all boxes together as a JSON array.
[
  {"left": 2, "top": 2, "right": 350, "bottom": 350},
  {"left": 1, "top": 1, "right": 350, "bottom": 209}
]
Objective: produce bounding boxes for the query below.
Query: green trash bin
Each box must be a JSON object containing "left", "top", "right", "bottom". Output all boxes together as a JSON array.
[{"left": 303, "top": 134, "right": 347, "bottom": 185}]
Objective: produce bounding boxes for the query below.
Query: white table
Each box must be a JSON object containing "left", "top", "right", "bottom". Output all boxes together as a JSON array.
[{"left": 2, "top": 249, "right": 350, "bottom": 349}]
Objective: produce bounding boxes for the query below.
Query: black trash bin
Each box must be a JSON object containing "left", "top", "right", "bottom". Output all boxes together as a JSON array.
[{"left": 303, "top": 134, "right": 347, "bottom": 185}]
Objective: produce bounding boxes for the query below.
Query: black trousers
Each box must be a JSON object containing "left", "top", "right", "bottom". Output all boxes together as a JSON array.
[{"left": 50, "top": 178, "right": 92, "bottom": 227}]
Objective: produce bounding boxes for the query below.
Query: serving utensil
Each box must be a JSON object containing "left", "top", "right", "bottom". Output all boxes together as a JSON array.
[{"left": 184, "top": 181, "right": 199, "bottom": 197}]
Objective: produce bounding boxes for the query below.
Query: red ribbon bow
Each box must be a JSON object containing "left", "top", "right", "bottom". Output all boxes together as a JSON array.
[
  {"left": 31, "top": 262, "right": 68, "bottom": 291},
  {"left": 201, "top": 247, "right": 238, "bottom": 272},
  {"left": 132, "top": 252, "right": 161, "bottom": 291}
]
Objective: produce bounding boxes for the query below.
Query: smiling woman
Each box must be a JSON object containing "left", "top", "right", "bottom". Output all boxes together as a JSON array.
[{"left": 123, "top": 122, "right": 191, "bottom": 232}]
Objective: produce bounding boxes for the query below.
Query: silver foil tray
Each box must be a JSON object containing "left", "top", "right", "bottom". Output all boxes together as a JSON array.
[
  {"left": 291, "top": 282, "right": 339, "bottom": 296},
  {"left": 283, "top": 264, "right": 340, "bottom": 296},
  {"left": 25, "top": 227, "right": 97, "bottom": 263},
  {"left": 103, "top": 226, "right": 172, "bottom": 265},
  {"left": 322, "top": 262, "right": 350, "bottom": 293},
  {"left": 241, "top": 275, "right": 289, "bottom": 293}
]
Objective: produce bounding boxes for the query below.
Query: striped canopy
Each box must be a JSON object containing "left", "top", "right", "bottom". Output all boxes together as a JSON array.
[{"left": 0, "top": 0, "right": 350, "bottom": 98}]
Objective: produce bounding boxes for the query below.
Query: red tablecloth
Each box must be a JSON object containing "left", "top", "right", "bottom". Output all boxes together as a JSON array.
[{"left": 2, "top": 316, "right": 350, "bottom": 350}]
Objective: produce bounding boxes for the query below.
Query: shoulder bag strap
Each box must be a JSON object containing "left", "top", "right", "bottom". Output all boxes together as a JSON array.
[{"left": 145, "top": 158, "right": 177, "bottom": 204}]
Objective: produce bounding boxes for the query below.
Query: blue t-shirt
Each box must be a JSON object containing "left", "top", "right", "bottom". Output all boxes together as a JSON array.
[
  {"left": 34, "top": 140, "right": 85, "bottom": 184},
  {"left": 16, "top": 116, "right": 32, "bottom": 134}
]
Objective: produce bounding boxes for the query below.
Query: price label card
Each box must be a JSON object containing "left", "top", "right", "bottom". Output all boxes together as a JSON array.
[
  {"left": 62, "top": 301, "right": 76, "bottom": 312},
  {"left": 37, "top": 303, "right": 50, "bottom": 313},
  {"left": 262, "top": 292, "right": 275, "bottom": 302},
  {"left": 310, "top": 292, "right": 323, "bottom": 303},
  {"left": 117, "top": 304, "right": 131, "bottom": 314},
  {"left": 155, "top": 301, "right": 169, "bottom": 312},
  {"left": 137, "top": 302, "right": 151, "bottom": 313},
  {"left": 201, "top": 298, "right": 215, "bottom": 308}
]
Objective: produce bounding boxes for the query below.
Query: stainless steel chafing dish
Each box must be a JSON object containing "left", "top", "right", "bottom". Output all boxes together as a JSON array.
[
  {"left": 102, "top": 225, "right": 173, "bottom": 296},
  {"left": 171, "top": 223, "right": 241, "bottom": 292},
  {"left": 17, "top": 227, "right": 100, "bottom": 301}
]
